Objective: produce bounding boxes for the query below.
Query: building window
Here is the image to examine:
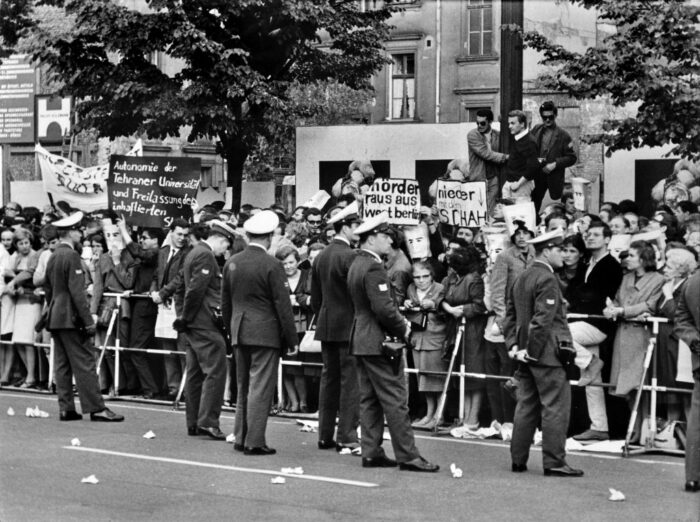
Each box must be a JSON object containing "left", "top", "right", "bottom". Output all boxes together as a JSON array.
[
  {"left": 389, "top": 53, "right": 415, "bottom": 120},
  {"left": 467, "top": 0, "right": 493, "bottom": 56},
  {"left": 464, "top": 106, "right": 492, "bottom": 123}
]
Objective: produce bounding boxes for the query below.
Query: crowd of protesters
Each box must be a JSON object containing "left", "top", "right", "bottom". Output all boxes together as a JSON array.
[{"left": 0, "top": 183, "right": 698, "bottom": 446}]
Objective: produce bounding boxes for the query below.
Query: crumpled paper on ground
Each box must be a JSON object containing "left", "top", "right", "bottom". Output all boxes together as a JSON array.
[
  {"left": 281, "top": 467, "right": 304, "bottom": 475},
  {"left": 451, "top": 420, "right": 510, "bottom": 440},
  {"left": 7, "top": 407, "right": 15, "bottom": 416},
  {"left": 339, "top": 447, "right": 361, "bottom": 456},
  {"left": 296, "top": 419, "right": 318, "bottom": 433},
  {"left": 608, "top": 488, "right": 625, "bottom": 501},
  {"left": 533, "top": 429, "right": 543, "bottom": 446},
  {"left": 225, "top": 433, "right": 235, "bottom": 443},
  {"left": 142, "top": 430, "right": 156, "bottom": 439},
  {"left": 25, "top": 406, "right": 49, "bottom": 418},
  {"left": 270, "top": 476, "right": 286, "bottom": 484},
  {"left": 81, "top": 475, "right": 99, "bottom": 484},
  {"left": 71, "top": 438, "right": 81, "bottom": 447},
  {"left": 449, "top": 463, "right": 463, "bottom": 478}
]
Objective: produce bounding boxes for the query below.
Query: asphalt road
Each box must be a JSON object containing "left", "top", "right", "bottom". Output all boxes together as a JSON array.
[{"left": 1, "top": 391, "right": 698, "bottom": 522}]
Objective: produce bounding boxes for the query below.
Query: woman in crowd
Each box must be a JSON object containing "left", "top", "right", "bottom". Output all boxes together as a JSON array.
[
  {"left": 2, "top": 228, "right": 41, "bottom": 388},
  {"left": 605, "top": 240, "right": 665, "bottom": 439},
  {"left": 276, "top": 245, "right": 313, "bottom": 413},
  {"left": 404, "top": 261, "right": 447, "bottom": 429},
  {"left": 442, "top": 245, "right": 487, "bottom": 429},
  {"left": 557, "top": 234, "right": 587, "bottom": 299},
  {"left": 656, "top": 247, "right": 698, "bottom": 422}
]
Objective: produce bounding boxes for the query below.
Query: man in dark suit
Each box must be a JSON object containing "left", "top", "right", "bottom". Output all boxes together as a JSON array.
[
  {"left": 673, "top": 271, "right": 700, "bottom": 492},
  {"left": 467, "top": 108, "right": 508, "bottom": 213},
  {"left": 151, "top": 219, "right": 190, "bottom": 399},
  {"left": 175, "top": 220, "right": 235, "bottom": 440},
  {"left": 347, "top": 212, "right": 438, "bottom": 472},
  {"left": 44, "top": 211, "right": 123, "bottom": 422},
  {"left": 503, "top": 229, "right": 582, "bottom": 477},
  {"left": 222, "top": 210, "right": 298, "bottom": 455},
  {"left": 529, "top": 101, "right": 578, "bottom": 212},
  {"left": 310, "top": 202, "right": 362, "bottom": 452}
]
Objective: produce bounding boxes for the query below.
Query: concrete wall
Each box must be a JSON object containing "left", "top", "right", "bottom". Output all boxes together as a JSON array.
[
  {"left": 295, "top": 122, "right": 473, "bottom": 204},
  {"left": 604, "top": 144, "right": 677, "bottom": 204}
]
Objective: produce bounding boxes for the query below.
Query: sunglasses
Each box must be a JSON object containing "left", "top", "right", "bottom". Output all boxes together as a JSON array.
[
  {"left": 542, "top": 115, "right": 555, "bottom": 121},
  {"left": 307, "top": 219, "right": 322, "bottom": 225},
  {"left": 476, "top": 121, "right": 488, "bottom": 126},
  {"left": 413, "top": 274, "right": 431, "bottom": 280}
]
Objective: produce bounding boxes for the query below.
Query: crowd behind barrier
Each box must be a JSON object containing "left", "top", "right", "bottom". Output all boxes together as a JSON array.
[{"left": 1, "top": 167, "right": 700, "bottom": 457}]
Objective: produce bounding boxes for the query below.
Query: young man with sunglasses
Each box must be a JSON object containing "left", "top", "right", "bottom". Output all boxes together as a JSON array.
[
  {"left": 467, "top": 109, "right": 508, "bottom": 213},
  {"left": 529, "top": 101, "right": 577, "bottom": 213}
]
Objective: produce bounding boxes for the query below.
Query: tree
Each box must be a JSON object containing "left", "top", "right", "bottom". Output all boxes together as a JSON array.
[
  {"left": 6, "top": 0, "right": 392, "bottom": 209},
  {"left": 522, "top": 0, "right": 700, "bottom": 161}
]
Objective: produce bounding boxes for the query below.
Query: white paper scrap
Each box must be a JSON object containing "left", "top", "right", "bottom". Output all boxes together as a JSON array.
[
  {"left": 81, "top": 475, "right": 99, "bottom": 484},
  {"left": 270, "top": 476, "right": 286, "bottom": 484},
  {"left": 339, "top": 448, "right": 353, "bottom": 455},
  {"left": 281, "top": 467, "right": 304, "bottom": 475},
  {"left": 142, "top": 430, "right": 156, "bottom": 439},
  {"left": 608, "top": 488, "right": 625, "bottom": 501},
  {"left": 71, "top": 438, "right": 81, "bottom": 447},
  {"left": 7, "top": 407, "right": 15, "bottom": 416},
  {"left": 225, "top": 433, "right": 235, "bottom": 443},
  {"left": 449, "top": 463, "right": 463, "bottom": 478}
]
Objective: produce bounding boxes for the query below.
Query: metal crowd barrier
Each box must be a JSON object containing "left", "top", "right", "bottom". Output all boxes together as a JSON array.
[{"left": 0, "top": 293, "right": 692, "bottom": 457}]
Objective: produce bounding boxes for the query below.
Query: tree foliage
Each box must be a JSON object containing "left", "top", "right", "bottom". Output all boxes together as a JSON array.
[
  {"left": 3, "top": 0, "right": 392, "bottom": 208},
  {"left": 523, "top": 0, "right": 700, "bottom": 160}
]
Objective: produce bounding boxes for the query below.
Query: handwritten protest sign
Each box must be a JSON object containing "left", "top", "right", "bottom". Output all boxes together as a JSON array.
[
  {"left": 108, "top": 156, "right": 200, "bottom": 227},
  {"left": 435, "top": 180, "right": 488, "bottom": 227},
  {"left": 363, "top": 179, "right": 421, "bottom": 225}
]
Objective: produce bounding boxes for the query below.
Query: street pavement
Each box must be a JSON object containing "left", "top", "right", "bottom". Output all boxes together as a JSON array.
[{"left": 1, "top": 391, "right": 698, "bottom": 522}]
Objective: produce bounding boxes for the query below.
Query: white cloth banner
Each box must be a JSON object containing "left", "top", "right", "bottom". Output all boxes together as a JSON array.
[{"left": 37, "top": 140, "right": 142, "bottom": 212}]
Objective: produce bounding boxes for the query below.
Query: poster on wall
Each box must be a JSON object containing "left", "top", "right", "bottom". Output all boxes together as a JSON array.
[
  {"left": 108, "top": 155, "right": 200, "bottom": 227},
  {"left": 363, "top": 178, "right": 421, "bottom": 225},
  {"left": 435, "top": 180, "right": 488, "bottom": 227},
  {"left": 0, "top": 55, "right": 35, "bottom": 143}
]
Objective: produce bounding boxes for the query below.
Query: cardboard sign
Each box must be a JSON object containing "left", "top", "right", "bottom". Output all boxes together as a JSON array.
[
  {"left": 571, "top": 177, "right": 592, "bottom": 212},
  {"left": 108, "top": 155, "right": 200, "bottom": 227},
  {"left": 435, "top": 180, "right": 488, "bottom": 227},
  {"left": 302, "top": 190, "right": 331, "bottom": 210},
  {"left": 483, "top": 225, "right": 509, "bottom": 263},
  {"left": 363, "top": 178, "right": 420, "bottom": 225},
  {"left": 502, "top": 201, "right": 537, "bottom": 236}
]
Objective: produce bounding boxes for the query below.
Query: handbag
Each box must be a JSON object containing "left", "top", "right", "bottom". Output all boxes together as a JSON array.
[
  {"left": 155, "top": 302, "right": 178, "bottom": 339},
  {"left": 299, "top": 315, "right": 322, "bottom": 353},
  {"left": 381, "top": 337, "right": 406, "bottom": 375}
]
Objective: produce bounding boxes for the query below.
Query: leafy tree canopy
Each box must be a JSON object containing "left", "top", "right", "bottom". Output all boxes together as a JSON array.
[
  {"left": 3, "top": 0, "right": 392, "bottom": 208},
  {"left": 523, "top": 0, "right": 700, "bottom": 160}
]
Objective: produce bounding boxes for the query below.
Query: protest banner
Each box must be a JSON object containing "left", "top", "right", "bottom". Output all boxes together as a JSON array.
[
  {"left": 502, "top": 201, "right": 537, "bottom": 236},
  {"left": 108, "top": 155, "right": 200, "bottom": 227},
  {"left": 571, "top": 177, "right": 592, "bottom": 211},
  {"left": 363, "top": 178, "right": 421, "bottom": 225},
  {"left": 302, "top": 190, "right": 331, "bottom": 210},
  {"left": 434, "top": 180, "right": 488, "bottom": 227}
]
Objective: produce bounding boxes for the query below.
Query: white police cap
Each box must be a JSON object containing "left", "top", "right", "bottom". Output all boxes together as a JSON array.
[
  {"left": 52, "top": 211, "right": 84, "bottom": 230},
  {"left": 209, "top": 219, "right": 237, "bottom": 241},
  {"left": 354, "top": 211, "right": 391, "bottom": 236},
  {"left": 526, "top": 228, "right": 565, "bottom": 249},
  {"left": 243, "top": 209, "right": 279, "bottom": 235}
]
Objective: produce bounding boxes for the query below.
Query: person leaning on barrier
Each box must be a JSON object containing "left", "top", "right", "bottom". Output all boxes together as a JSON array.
[
  {"left": 347, "top": 212, "right": 439, "bottom": 472},
  {"left": 504, "top": 228, "right": 582, "bottom": 477},
  {"left": 43, "top": 211, "right": 123, "bottom": 422},
  {"left": 174, "top": 220, "right": 235, "bottom": 440},
  {"left": 673, "top": 269, "right": 700, "bottom": 493},
  {"left": 222, "top": 210, "right": 298, "bottom": 456},
  {"left": 310, "top": 202, "right": 362, "bottom": 453}
]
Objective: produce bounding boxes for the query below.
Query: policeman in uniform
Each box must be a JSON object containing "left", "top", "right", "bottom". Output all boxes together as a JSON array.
[
  {"left": 175, "top": 220, "right": 235, "bottom": 439},
  {"left": 503, "top": 229, "right": 583, "bottom": 477},
  {"left": 310, "top": 202, "right": 361, "bottom": 452},
  {"left": 222, "top": 210, "right": 298, "bottom": 455},
  {"left": 44, "top": 211, "right": 123, "bottom": 422},
  {"left": 347, "top": 212, "right": 439, "bottom": 472}
]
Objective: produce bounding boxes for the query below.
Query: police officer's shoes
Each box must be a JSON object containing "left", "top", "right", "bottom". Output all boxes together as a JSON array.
[
  {"left": 244, "top": 446, "right": 276, "bottom": 455},
  {"left": 362, "top": 456, "right": 397, "bottom": 468},
  {"left": 198, "top": 426, "right": 226, "bottom": 440},
  {"left": 511, "top": 463, "right": 527, "bottom": 472},
  {"left": 543, "top": 465, "right": 584, "bottom": 477},
  {"left": 60, "top": 410, "right": 83, "bottom": 421},
  {"left": 685, "top": 481, "right": 700, "bottom": 492},
  {"left": 399, "top": 457, "right": 439, "bottom": 473},
  {"left": 317, "top": 439, "right": 337, "bottom": 450},
  {"left": 90, "top": 408, "right": 124, "bottom": 422}
]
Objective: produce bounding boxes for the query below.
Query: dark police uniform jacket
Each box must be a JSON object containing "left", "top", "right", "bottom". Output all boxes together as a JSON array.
[
  {"left": 347, "top": 249, "right": 406, "bottom": 356},
  {"left": 181, "top": 242, "right": 221, "bottom": 330},
  {"left": 44, "top": 243, "right": 94, "bottom": 331},
  {"left": 310, "top": 238, "right": 357, "bottom": 343},
  {"left": 503, "top": 261, "right": 571, "bottom": 367},
  {"left": 221, "top": 244, "right": 297, "bottom": 350}
]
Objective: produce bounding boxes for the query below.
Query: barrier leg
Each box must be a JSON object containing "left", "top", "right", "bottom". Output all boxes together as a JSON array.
[
  {"left": 276, "top": 358, "right": 284, "bottom": 413},
  {"left": 172, "top": 369, "right": 187, "bottom": 410},
  {"left": 623, "top": 337, "right": 656, "bottom": 457},
  {"left": 48, "top": 337, "right": 55, "bottom": 391},
  {"left": 96, "top": 309, "right": 119, "bottom": 375},
  {"left": 432, "top": 320, "right": 464, "bottom": 433}
]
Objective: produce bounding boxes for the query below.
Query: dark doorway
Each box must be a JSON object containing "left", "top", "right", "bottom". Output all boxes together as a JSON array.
[
  {"left": 634, "top": 159, "right": 677, "bottom": 217},
  {"left": 415, "top": 160, "right": 451, "bottom": 205}
]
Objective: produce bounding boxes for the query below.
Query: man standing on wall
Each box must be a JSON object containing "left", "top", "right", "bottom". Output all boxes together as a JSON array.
[{"left": 468, "top": 109, "right": 508, "bottom": 212}]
